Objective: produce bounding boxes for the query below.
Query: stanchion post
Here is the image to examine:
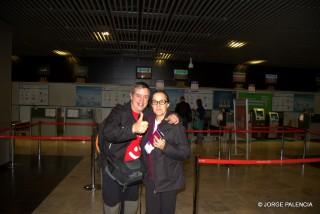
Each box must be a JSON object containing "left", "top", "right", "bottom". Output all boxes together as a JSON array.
[
  {"left": 84, "top": 133, "right": 97, "bottom": 191},
  {"left": 245, "top": 129, "right": 249, "bottom": 160},
  {"left": 29, "top": 122, "right": 32, "bottom": 136},
  {"left": 228, "top": 130, "right": 232, "bottom": 160},
  {"left": 9, "top": 122, "right": 16, "bottom": 169},
  {"left": 37, "top": 121, "right": 42, "bottom": 160},
  {"left": 218, "top": 128, "right": 221, "bottom": 159},
  {"left": 302, "top": 130, "right": 307, "bottom": 159},
  {"left": 245, "top": 99, "right": 249, "bottom": 160},
  {"left": 193, "top": 156, "right": 199, "bottom": 214},
  {"left": 280, "top": 128, "right": 285, "bottom": 160}
]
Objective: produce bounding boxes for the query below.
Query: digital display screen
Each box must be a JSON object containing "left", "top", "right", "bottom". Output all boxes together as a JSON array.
[
  {"left": 254, "top": 108, "right": 265, "bottom": 120},
  {"left": 265, "top": 74, "right": 277, "bottom": 84},
  {"left": 233, "top": 72, "right": 246, "bottom": 83},
  {"left": 174, "top": 69, "right": 188, "bottom": 80},
  {"left": 269, "top": 113, "right": 279, "bottom": 121},
  {"left": 136, "top": 67, "right": 152, "bottom": 79}
]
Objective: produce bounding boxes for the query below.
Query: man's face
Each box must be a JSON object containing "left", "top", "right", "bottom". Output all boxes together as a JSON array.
[{"left": 130, "top": 87, "right": 150, "bottom": 113}]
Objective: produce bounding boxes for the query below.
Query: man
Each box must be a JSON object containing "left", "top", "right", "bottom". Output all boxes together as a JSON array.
[
  {"left": 101, "top": 82, "right": 178, "bottom": 214},
  {"left": 175, "top": 96, "right": 192, "bottom": 129}
]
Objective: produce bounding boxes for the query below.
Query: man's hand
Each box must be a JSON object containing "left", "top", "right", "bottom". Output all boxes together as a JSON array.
[
  {"left": 132, "top": 112, "right": 149, "bottom": 134},
  {"left": 165, "top": 113, "right": 180, "bottom": 125}
]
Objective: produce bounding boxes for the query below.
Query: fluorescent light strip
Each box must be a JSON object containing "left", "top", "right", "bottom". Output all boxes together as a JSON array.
[
  {"left": 227, "top": 40, "right": 247, "bottom": 48},
  {"left": 246, "top": 60, "right": 266, "bottom": 65},
  {"left": 53, "top": 50, "right": 71, "bottom": 56},
  {"left": 93, "top": 31, "right": 110, "bottom": 42}
]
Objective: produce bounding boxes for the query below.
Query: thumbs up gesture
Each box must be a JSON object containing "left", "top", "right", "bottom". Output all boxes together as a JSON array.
[{"left": 132, "top": 113, "right": 149, "bottom": 134}]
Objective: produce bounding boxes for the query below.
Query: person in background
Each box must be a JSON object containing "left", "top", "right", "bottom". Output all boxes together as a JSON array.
[
  {"left": 217, "top": 108, "right": 226, "bottom": 128},
  {"left": 101, "top": 82, "right": 179, "bottom": 214},
  {"left": 298, "top": 108, "right": 311, "bottom": 130},
  {"left": 194, "top": 98, "right": 205, "bottom": 143},
  {"left": 175, "top": 96, "right": 192, "bottom": 129},
  {"left": 216, "top": 108, "right": 226, "bottom": 140},
  {"left": 141, "top": 90, "right": 190, "bottom": 214}
]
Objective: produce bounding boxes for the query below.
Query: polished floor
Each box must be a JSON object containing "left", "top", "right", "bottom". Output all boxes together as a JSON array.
[
  {"left": 1, "top": 135, "right": 320, "bottom": 214},
  {"left": 0, "top": 155, "right": 82, "bottom": 214}
]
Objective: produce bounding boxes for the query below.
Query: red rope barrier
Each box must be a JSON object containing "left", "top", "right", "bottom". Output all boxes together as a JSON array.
[
  {"left": 198, "top": 158, "right": 320, "bottom": 165},
  {"left": 0, "top": 135, "right": 91, "bottom": 141},
  {"left": 12, "top": 122, "right": 32, "bottom": 130},
  {"left": 40, "top": 121, "right": 97, "bottom": 126},
  {"left": 185, "top": 129, "right": 305, "bottom": 134},
  {"left": 0, "top": 127, "right": 11, "bottom": 134}
]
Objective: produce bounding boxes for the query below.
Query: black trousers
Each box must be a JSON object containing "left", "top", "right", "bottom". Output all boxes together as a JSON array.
[
  {"left": 145, "top": 181, "right": 177, "bottom": 214},
  {"left": 102, "top": 169, "right": 139, "bottom": 206}
]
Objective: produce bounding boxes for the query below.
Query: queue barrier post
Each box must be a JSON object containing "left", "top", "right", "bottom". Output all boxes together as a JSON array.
[
  {"left": 37, "top": 121, "right": 42, "bottom": 160},
  {"left": 228, "top": 130, "right": 232, "bottom": 160},
  {"left": 193, "top": 156, "right": 199, "bottom": 214},
  {"left": 280, "top": 128, "right": 285, "bottom": 160},
  {"left": 84, "top": 132, "right": 97, "bottom": 191},
  {"left": 9, "top": 122, "right": 16, "bottom": 169},
  {"left": 248, "top": 129, "right": 252, "bottom": 159},
  {"left": 218, "top": 128, "right": 222, "bottom": 159},
  {"left": 29, "top": 122, "right": 32, "bottom": 136},
  {"left": 302, "top": 130, "right": 307, "bottom": 159}
]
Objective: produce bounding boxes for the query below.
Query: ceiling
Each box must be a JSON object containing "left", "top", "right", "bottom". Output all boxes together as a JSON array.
[{"left": 1, "top": 0, "right": 320, "bottom": 69}]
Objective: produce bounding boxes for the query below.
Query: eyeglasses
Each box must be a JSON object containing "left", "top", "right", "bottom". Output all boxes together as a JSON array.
[{"left": 151, "top": 100, "right": 168, "bottom": 105}]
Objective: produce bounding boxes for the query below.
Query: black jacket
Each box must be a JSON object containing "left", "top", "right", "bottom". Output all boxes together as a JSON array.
[
  {"left": 141, "top": 114, "right": 191, "bottom": 193},
  {"left": 102, "top": 102, "right": 150, "bottom": 160}
]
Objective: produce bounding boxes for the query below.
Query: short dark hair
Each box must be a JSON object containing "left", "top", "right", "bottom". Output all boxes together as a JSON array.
[
  {"left": 196, "top": 98, "right": 202, "bottom": 106},
  {"left": 131, "top": 82, "right": 150, "bottom": 94},
  {"left": 152, "top": 90, "right": 170, "bottom": 103}
]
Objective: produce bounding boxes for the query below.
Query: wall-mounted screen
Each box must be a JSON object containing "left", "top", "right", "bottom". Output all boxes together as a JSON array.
[
  {"left": 45, "top": 108, "right": 56, "bottom": 118},
  {"left": 136, "top": 66, "right": 152, "bottom": 79},
  {"left": 269, "top": 112, "right": 279, "bottom": 121},
  {"left": 233, "top": 71, "right": 246, "bottom": 83},
  {"left": 265, "top": 74, "right": 277, "bottom": 84},
  {"left": 253, "top": 108, "right": 265, "bottom": 121},
  {"left": 174, "top": 69, "right": 188, "bottom": 80},
  {"left": 67, "top": 109, "right": 80, "bottom": 118}
]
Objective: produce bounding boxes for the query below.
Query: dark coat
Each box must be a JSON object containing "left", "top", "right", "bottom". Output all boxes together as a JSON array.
[
  {"left": 141, "top": 114, "right": 191, "bottom": 193},
  {"left": 102, "top": 102, "right": 150, "bottom": 160}
]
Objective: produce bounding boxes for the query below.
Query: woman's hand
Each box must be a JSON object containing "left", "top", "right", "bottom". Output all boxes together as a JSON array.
[{"left": 153, "top": 135, "right": 166, "bottom": 150}]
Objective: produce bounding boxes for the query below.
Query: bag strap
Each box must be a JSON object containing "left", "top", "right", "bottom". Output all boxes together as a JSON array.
[{"left": 95, "top": 135, "right": 100, "bottom": 154}]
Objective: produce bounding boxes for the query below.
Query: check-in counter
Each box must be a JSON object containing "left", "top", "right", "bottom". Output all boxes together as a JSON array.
[
  {"left": 31, "top": 107, "right": 58, "bottom": 136},
  {"left": 64, "top": 108, "right": 94, "bottom": 136}
]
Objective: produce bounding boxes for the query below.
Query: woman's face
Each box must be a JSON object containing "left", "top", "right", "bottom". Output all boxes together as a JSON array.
[{"left": 151, "top": 92, "right": 169, "bottom": 119}]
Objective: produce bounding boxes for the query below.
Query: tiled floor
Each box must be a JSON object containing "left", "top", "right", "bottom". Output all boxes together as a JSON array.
[
  {"left": 0, "top": 154, "right": 82, "bottom": 214},
  {"left": 2, "top": 136, "right": 320, "bottom": 214}
]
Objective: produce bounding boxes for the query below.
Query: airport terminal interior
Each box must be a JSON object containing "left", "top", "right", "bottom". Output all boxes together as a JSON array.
[
  {"left": 1, "top": 129, "right": 320, "bottom": 214},
  {"left": 1, "top": 1, "right": 320, "bottom": 213}
]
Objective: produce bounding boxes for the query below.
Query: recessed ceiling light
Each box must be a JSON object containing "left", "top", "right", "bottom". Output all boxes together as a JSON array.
[
  {"left": 246, "top": 60, "right": 266, "bottom": 65},
  {"left": 157, "top": 52, "right": 172, "bottom": 60},
  {"left": 227, "top": 40, "right": 247, "bottom": 48},
  {"left": 101, "top": 31, "right": 110, "bottom": 36},
  {"left": 53, "top": 50, "right": 71, "bottom": 56},
  {"left": 155, "top": 59, "right": 164, "bottom": 65},
  {"left": 93, "top": 31, "right": 110, "bottom": 42}
]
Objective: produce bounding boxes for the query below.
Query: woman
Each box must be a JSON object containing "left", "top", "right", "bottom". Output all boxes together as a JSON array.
[{"left": 141, "top": 90, "right": 191, "bottom": 214}]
